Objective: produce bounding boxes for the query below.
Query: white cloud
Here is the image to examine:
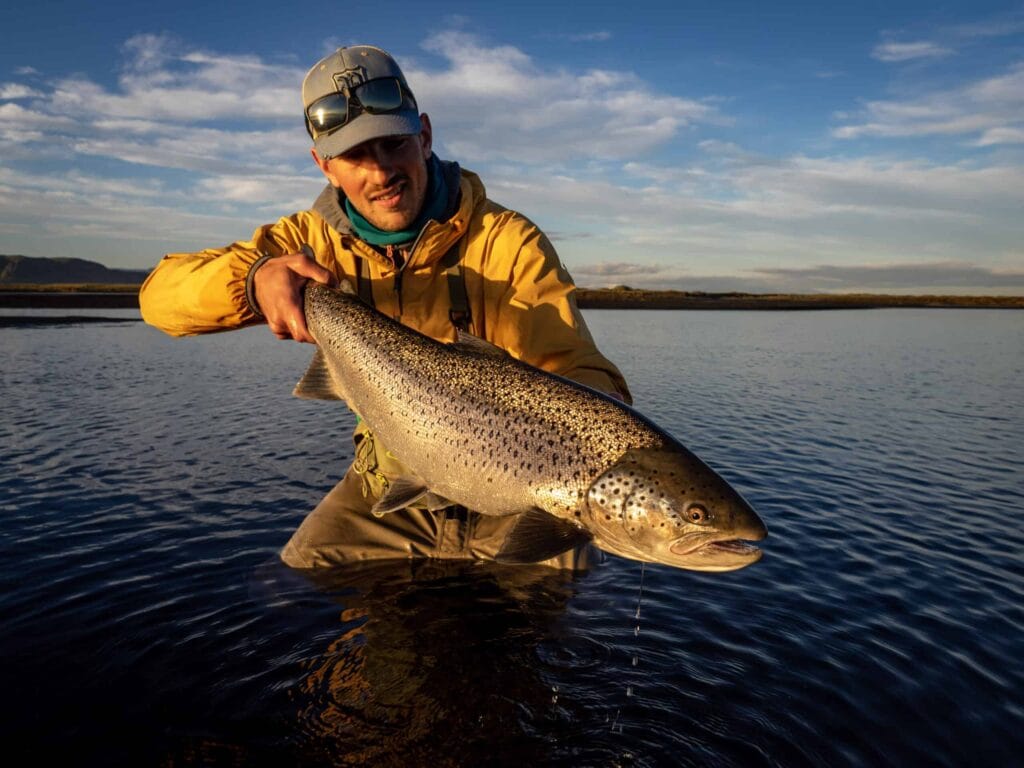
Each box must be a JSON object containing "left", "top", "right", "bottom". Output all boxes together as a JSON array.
[
  {"left": 974, "top": 127, "right": 1024, "bottom": 146},
  {"left": 484, "top": 150, "right": 1024, "bottom": 292},
  {"left": 570, "top": 259, "right": 1024, "bottom": 293},
  {"left": 408, "top": 31, "right": 721, "bottom": 164},
  {"left": 834, "top": 61, "right": 1024, "bottom": 143},
  {"left": 0, "top": 34, "right": 314, "bottom": 178},
  {"left": 752, "top": 261, "right": 1024, "bottom": 289},
  {"left": 0, "top": 83, "right": 43, "bottom": 99},
  {"left": 574, "top": 261, "right": 664, "bottom": 277},
  {"left": 567, "top": 31, "right": 612, "bottom": 43},
  {"left": 23, "top": 33, "right": 304, "bottom": 130},
  {"left": 0, "top": 164, "right": 297, "bottom": 263},
  {"left": 70, "top": 125, "right": 308, "bottom": 175},
  {"left": 192, "top": 173, "right": 323, "bottom": 212},
  {"left": 872, "top": 41, "right": 953, "bottom": 63}
]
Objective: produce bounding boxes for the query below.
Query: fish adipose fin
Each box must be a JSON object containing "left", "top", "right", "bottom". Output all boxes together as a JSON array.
[
  {"left": 370, "top": 475, "right": 433, "bottom": 517},
  {"left": 495, "top": 509, "right": 593, "bottom": 564},
  {"left": 452, "top": 330, "right": 509, "bottom": 359},
  {"left": 293, "top": 348, "right": 343, "bottom": 400}
]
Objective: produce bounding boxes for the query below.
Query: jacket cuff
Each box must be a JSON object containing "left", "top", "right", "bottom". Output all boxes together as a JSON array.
[{"left": 244, "top": 251, "right": 276, "bottom": 318}]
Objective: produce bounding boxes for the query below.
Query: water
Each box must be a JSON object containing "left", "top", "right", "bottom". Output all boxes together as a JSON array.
[{"left": 1, "top": 308, "right": 1021, "bottom": 766}]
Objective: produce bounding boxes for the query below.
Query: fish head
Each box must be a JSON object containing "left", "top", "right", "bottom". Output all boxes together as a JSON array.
[{"left": 583, "top": 446, "right": 767, "bottom": 572}]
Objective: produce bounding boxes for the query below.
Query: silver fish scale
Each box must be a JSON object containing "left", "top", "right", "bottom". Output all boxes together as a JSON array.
[{"left": 303, "top": 283, "right": 666, "bottom": 519}]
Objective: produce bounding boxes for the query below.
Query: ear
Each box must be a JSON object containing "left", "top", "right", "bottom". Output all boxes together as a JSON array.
[
  {"left": 311, "top": 148, "right": 342, "bottom": 186},
  {"left": 418, "top": 113, "right": 433, "bottom": 159},
  {"left": 310, "top": 148, "right": 330, "bottom": 175}
]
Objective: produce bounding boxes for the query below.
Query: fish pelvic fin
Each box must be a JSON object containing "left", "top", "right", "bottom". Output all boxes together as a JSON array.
[
  {"left": 293, "top": 348, "right": 344, "bottom": 401},
  {"left": 370, "top": 475, "right": 433, "bottom": 517},
  {"left": 495, "top": 509, "right": 593, "bottom": 564}
]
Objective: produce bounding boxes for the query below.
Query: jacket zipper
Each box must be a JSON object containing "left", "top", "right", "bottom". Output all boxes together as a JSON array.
[{"left": 387, "top": 243, "right": 404, "bottom": 317}]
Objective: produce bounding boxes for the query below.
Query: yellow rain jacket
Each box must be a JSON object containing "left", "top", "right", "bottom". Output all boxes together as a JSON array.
[{"left": 141, "top": 163, "right": 630, "bottom": 568}]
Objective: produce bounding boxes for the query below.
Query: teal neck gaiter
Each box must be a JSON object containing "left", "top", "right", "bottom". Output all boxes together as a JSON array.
[{"left": 345, "top": 154, "right": 448, "bottom": 246}]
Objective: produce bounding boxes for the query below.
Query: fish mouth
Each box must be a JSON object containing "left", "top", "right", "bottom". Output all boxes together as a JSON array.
[{"left": 667, "top": 534, "right": 764, "bottom": 571}]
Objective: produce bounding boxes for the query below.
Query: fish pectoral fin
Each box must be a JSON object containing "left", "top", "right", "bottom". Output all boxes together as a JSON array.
[
  {"left": 370, "top": 475, "right": 432, "bottom": 517},
  {"left": 495, "top": 509, "right": 593, "bottom": 564},
  {"left": 293, "top": 348, "right": 344, "bottom": 401},
  {"left": 452, "top": 330, "right": 510, "bottom": 358}
]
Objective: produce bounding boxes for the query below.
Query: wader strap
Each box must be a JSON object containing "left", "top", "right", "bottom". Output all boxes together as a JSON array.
[
  {"left": 441, "top": 240, "right": 471, "bottom": 333},
  {"left": 351, "top": 429, "right": 389, "bottom": 502},
  {"left": 354, "top": 256, "right": 375, "bottom": 308}
]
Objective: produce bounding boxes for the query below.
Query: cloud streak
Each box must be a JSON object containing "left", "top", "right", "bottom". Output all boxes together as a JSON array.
[
  {"left": 871, "top": 41, "right": 953, "bottom": 62},
  {"left": 572, "top": 260, "right": 1024, "bottom": 294}
]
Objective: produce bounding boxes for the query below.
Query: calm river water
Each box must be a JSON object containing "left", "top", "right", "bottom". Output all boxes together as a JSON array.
[{"left": 1, "top": 307, "right": 1021, "bottom": 766}]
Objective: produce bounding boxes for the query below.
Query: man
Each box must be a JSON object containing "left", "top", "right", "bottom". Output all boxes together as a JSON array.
[{"left": 141, "top": 45, "right": 631, "bottom": 569}]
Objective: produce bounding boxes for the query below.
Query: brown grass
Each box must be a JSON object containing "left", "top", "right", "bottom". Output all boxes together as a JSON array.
[
  {"left": 576, "top": 288, "right": 1024, "bottom": 310},
  {"left": 1, "top": 283, "right": 1020, "bottom": 310}
]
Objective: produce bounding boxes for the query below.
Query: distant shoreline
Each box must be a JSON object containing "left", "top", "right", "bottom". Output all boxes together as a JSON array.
[{"left": 1, "top": 284, "right": 1021, "bottom": 310}]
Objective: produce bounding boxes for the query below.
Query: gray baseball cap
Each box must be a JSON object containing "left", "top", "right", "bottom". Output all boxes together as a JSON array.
[{"left": 302, "top": 45, "right": 421, "bottom": 159}]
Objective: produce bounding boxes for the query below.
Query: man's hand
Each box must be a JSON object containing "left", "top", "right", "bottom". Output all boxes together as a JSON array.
[{"left": 253, "top": 250, "right": 336, "bottom": 342}]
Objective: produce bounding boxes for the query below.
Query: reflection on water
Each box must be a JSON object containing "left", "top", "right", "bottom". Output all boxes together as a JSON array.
[
  {"left": 1, "top": 309, "right": 1022, "bottom": 766},
  {"left": 285, "top": 561, "right": 581, "bottom": 767}
]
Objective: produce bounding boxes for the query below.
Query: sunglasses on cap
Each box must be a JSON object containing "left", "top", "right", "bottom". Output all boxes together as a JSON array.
[{"left": 304, "top": 77, "right": 416, "bottom": 139}]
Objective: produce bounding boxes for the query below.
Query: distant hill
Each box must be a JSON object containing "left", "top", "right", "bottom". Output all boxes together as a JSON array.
[{"left": 0, "top": 255, "right": 149, "bottom": 285}]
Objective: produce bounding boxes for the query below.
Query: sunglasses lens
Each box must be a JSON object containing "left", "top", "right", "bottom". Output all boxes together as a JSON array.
[
  {"left": 354, "top": 78, "right": 405, "bottom": 113},
  {"left": 307, "top": 93, "right": 350, "bottom": 134},
  {"left": 306, "top": 79, "right": 411, "bottom": 139}
]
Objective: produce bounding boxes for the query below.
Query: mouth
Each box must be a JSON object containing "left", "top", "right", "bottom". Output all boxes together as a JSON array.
[
  {"left": 668, "top": 534, "right": 764, "bottom": 571},
  {"left": 370, "top": 179, "right": 408, "bottom": 209}
]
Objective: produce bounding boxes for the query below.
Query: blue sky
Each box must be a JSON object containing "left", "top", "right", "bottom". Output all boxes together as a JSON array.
[{"left": 2, "top": 1, "right": 1022, "bottom": 293}]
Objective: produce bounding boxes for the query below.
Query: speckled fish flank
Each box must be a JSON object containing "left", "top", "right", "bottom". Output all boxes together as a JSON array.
[{"left": 295, "top": 281, "right": 767, "bottom": 570}]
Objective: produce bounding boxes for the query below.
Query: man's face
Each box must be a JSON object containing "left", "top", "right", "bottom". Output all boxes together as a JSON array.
[{"left": 313, "top": 114, "right": 433, "bottom": 232}]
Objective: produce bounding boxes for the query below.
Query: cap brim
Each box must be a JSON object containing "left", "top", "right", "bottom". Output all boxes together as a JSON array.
[{"left": 313, "top": 109, "right": 421, "bottom": 159}]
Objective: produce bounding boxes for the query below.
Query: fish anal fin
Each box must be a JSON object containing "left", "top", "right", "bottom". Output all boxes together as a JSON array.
[
  {"left": 495, "top": 509, "right": 593, "bottom": 564},
  {"left": 293, "top": 348, "right": 343, "bottom": 401},
  {"left": 371, "top": 475, "right": 431, "bottom": 517}
]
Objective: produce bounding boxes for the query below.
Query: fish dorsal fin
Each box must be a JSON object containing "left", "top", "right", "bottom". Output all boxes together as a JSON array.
[
  {"left": 370, "top": 475, "right": 432, "bottom": 517},
  {"left": 337, "top": 278, "right": 357, "bottom": 296},
  {"left": 293, "top": 348, "right": 344, "bottom": 400},
  {"left": 452, "top": 330, "right": 509, "bottom": 358},
  {"left": 495, "top": 509, "right": 593, "bottom": 564}
]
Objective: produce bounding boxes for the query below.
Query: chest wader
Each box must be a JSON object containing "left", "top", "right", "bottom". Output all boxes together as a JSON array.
[{"left": 349, "top": 241, "right": 480, "bottom": 556}]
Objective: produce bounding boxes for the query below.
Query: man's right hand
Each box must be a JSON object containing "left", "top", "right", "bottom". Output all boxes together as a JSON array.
[{"left": 252, "top": 250, "right": 337, "bottom": 342}]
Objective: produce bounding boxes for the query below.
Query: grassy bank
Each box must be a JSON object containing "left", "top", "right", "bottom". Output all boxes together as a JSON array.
[
  {"left": 0, "top": 284, "right": 140, "bottom": 309},
  {"left": 575, "top": 288, "right": 1024, "bottom": 310},
  {"left": 2, "top": 283, "right": 1021, "bottom": 310}
]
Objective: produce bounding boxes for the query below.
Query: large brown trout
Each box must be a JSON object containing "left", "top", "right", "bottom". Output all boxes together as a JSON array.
[{"left": 295, "top": 281, "right": 767, "bottom": 571}]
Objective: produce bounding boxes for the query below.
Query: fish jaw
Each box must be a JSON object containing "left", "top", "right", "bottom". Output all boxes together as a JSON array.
[{"left": 583, "top": 446, "right": 768, "bottom": 572}]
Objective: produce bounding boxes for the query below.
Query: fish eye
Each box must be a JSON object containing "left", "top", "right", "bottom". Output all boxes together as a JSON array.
[{"left": 688, "top": 504, "right": 709, "bottom": 523}]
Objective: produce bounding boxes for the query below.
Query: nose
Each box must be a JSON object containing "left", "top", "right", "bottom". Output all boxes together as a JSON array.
[{"left": 362, "top": 139, "right": 397, "bottom": 176}]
